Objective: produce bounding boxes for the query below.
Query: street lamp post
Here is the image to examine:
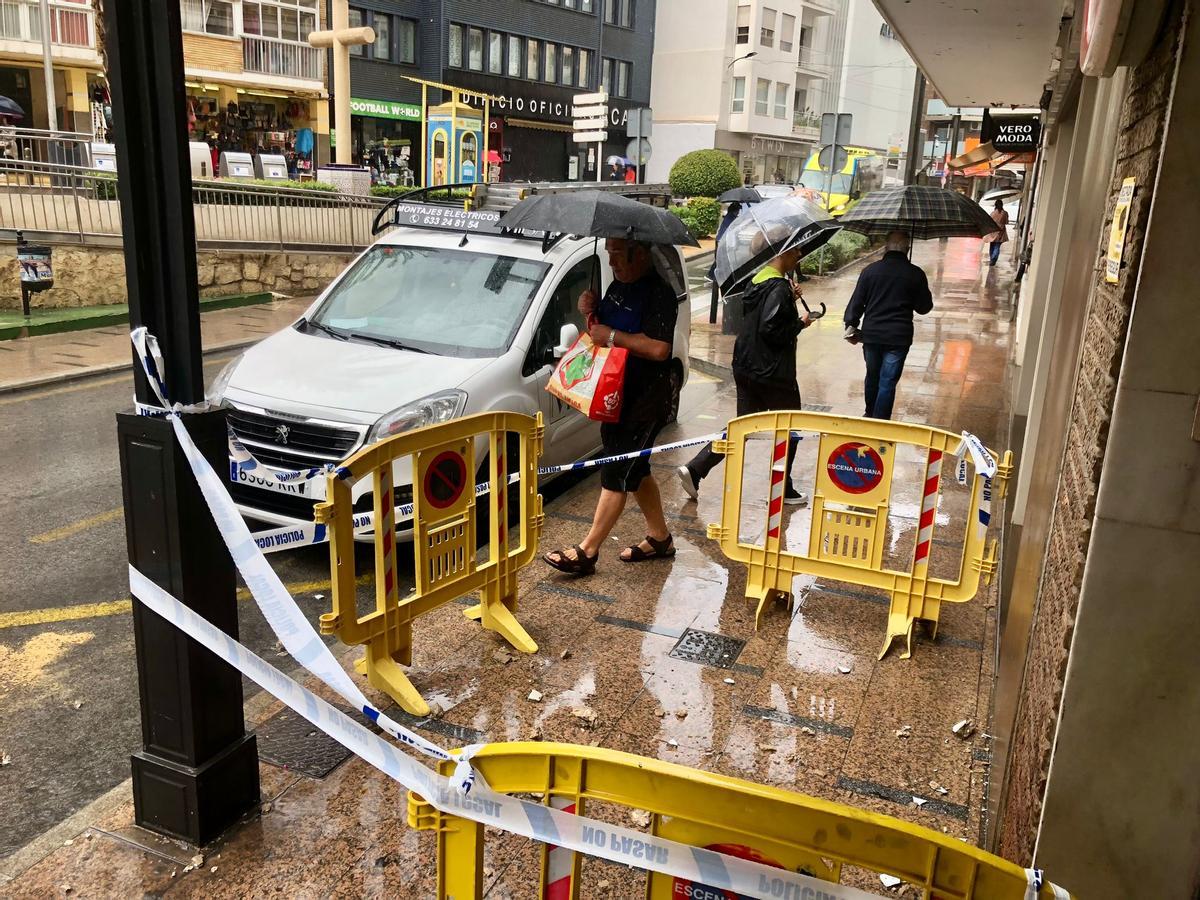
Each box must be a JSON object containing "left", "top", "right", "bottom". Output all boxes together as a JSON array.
[
  {"left": 727, "top": 50, "right": 758, "bottom": 68},
  {"left": 106, "top": 0, "right": 259, "bottom": 845}
]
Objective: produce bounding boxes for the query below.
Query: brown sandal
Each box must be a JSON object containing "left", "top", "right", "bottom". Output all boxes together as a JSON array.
[
  {"left": 543, "top": 545, "right": 598, "bottom": 576},
  {"left": 621, "top": 534, "right": 676, "bottom": 562}
]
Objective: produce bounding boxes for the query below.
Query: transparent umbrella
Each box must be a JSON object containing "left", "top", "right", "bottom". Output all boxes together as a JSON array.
[{"left": 713, "top": 194, "right": 840, "bottom": 295}]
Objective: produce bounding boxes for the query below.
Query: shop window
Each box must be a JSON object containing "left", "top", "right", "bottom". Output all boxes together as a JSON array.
[
  {"left": 526, "top": 39, "right": 539, "bottom": 80},
  {"left": 508, "top": 35, "right": 522, "bottom": 77},
  {"left": 760, "top": 7, "right": 775, "bottom": 47},
  {"left": 561, "top": 46, "right": 574, "bottom": 87},
  {"left": 731, "top": 76, "right": 745, "bottom": 113},
  {"left": 449, "top": 23, "right": 463, "bottom": 67},
  {"left": 774, "top": 82, "right": 788, "bottom": 118},
  {"left": 577, "top": 48, "right": 590, "bottom": 88},
  {"left": 468, "top": 27, "right": 484, "bottom": 70},
  {"left": 181, "top": 0, "right": 233, "bottom": 36},
  {"left": 348, "top": 8, "right": 365, "bottom": 55},
  {"left": 735, "top": 4, "right": 749, "bottom": 44},
  {"left": 489, "top": 32, "right": 502, "bottom": 74},
  {"left": 755, "top": 78, "right": 770, "bottom": 115},
  {"left": 398, "top": 18, "right": 416, "bottom": 64},
  {"left": 374, "top": 15, "right": 390, "bottom": 61},
  {"left": 432, "top": 130, "right": 448, "bottom": 185},
  {"left": 461, "top": 132, "right": 478, "bottom": 180},
  {"left": 544, "top": 43, "right": 557, "bottom": 83},
  {"left": 780, "top": 13, "right": 795, "bottom": 52}
]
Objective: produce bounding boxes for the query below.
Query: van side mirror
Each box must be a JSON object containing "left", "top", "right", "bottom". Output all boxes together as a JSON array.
[{"left": 553, "top": 323, "right": 579, "bottom": 360}]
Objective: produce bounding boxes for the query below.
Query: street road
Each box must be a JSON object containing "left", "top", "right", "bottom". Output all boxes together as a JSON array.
[{"left": 0, "top": 256, "right": 719, "bottom": 859}]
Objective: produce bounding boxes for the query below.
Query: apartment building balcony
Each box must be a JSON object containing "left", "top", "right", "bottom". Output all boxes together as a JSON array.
[
  {"left": 796, "top": 46, "right": 831, "bottom": 78},
  {"left": 242, "top": 34, "right": 323, "bottom": 84},
  {"left": 792, "top": 110, "right": 821, "bottom": 140},
  {"left": 801, "top": 0, "right": 837, "bottom": 17},
  {"left": 0, "top": 0, "right": 101, "bottom": 65}
]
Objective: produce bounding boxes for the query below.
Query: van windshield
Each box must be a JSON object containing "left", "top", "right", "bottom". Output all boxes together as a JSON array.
[
  {"left": 799, "top": 170, "right": 854, "bottom": 194},
  {"left": 309, "top": 245, "right": 551, "bottom": 358}
]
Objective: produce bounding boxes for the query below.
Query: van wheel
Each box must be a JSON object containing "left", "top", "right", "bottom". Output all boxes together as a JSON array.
[{"left": 666, "top": 362, "right": 683, "bottom": 424}]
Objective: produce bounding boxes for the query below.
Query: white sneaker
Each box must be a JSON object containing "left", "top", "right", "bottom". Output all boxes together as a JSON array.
[
  {"left": 784, "top": 484, "right": 808, "bottom": 506},
  {"left": 677, "top": 465, "right": 699, "bottom": 500}
]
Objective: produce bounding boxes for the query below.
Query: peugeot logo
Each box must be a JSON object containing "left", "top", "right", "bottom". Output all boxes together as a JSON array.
[{"left": 275, "top": 424, "right": 290, "bottom": 445}]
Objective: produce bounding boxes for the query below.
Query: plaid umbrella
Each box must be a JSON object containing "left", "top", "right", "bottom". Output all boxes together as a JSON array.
[{"left": 838, "top": 185, "right": 1000, "bottom": 241}]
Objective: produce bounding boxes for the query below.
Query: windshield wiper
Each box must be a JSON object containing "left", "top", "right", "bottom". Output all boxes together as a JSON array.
[
  {"left": 346, "top": 332, "right": 431, "bottom": 354},
  {"left": 300, "top": 318, "right": 350, "bottom": 341}
]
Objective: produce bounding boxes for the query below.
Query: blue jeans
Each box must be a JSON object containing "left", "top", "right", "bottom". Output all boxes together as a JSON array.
[
  {"left": 989, "top": 241, "right": 1002, "bottom": 265},
  {"left": 863, "top": 345, "right": 909, "bottom": 419}
]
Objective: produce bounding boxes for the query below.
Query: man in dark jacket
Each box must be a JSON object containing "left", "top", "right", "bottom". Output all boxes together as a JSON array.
[
  {"left": 843, "top": 231, "right": 933, "bottom": 419},
  {"left": 678, "top": 242, "right": 811, "bottom": 502}
]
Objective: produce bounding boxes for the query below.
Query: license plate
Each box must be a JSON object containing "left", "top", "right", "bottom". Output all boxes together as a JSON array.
[{"left": 230, "top": 465, "right": 315, "bottom": 498}]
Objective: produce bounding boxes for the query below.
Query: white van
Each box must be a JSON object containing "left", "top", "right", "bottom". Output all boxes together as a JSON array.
[{"left": 207, "top": 202, "right": 691, "bottom": 538}]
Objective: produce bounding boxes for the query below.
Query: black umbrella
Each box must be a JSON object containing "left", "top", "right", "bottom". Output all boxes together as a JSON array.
[
  {"left": 0, "top": 95, "right": 24, "bottom": 121},
  {"left": 713, "top": 194, "right": 840, "bottom": 295},
  {"left": 717, "top": 186, "right": 763, "bottom": 204},
  {"left": 498, "top": 190, "right": 699, "bottom": 247},
  {"left": 838, "top": 184, "right": 1000, "bottom": 241}
]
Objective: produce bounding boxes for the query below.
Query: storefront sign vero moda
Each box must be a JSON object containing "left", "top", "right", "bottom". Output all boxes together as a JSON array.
[{"left": 351, "top": 97, "right": 422, "bottom": 121}]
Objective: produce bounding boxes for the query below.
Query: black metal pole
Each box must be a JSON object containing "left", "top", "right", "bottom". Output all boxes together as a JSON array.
[
  {"left": 903, "top": 71, "right": 926, "bottom": 186},
  {"left": 106, "top": 0, "right": 258, "bottom": 844}
]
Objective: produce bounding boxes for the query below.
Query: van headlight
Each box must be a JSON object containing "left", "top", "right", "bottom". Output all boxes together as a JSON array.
[
  {"left": 206, "top": 355, "right": 242, "bottom": 405},
  {"left": 368, "top": 390, "right": 468, "bottom": 443}
]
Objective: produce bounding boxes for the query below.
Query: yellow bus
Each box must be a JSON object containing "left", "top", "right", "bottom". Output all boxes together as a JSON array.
[{"left": 798, "top": 146, "right": 883, "bottom": 215}]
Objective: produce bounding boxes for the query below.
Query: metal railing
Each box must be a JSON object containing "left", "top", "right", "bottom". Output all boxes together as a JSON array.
[
  {"left": 793, "top": 111, "right": 822, "bottom": 131},
  {"left": 0, "top": 158, "right": 388, "bottom": 252},
  {"left": 0, "top": 0, "right": 95, "bottom": 48},
  {"left": 0, "top": 127, "right": 96, "bottom": 166},
  {"left": 242, "top": 34, "right": 323, "bottom": 82}
]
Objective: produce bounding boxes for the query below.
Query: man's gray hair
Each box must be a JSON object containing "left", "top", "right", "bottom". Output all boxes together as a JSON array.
[{"left": 885, "top": 230, "right": 910, "bottom": 252}]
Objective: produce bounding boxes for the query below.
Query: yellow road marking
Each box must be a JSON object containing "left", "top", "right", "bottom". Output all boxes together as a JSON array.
[
  {"left": 29, "top": 506, "right": 125, "bottom": 544},
  {"left": 0, "top": 574, "right": 373, "bottom": 631}
]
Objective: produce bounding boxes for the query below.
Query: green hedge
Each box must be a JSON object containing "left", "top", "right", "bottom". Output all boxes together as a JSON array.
[
  {"left": 799, "top": 229, "right": 873, "bottom": 274},
  {"left": 668, "top": 149, "right": 742, "bottom": 198},
  {"left": 369, "top": 185, "right": 472, "bottom": 200},
  {"left": 669, "top": 196, "right": 722, "bottom": 241}
]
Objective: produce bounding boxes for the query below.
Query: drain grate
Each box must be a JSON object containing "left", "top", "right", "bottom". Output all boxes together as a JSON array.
[
  {"left": 256, "top": 705, "right": 355, "bottom": 778},
  {"left": 669, "top": 629, "right": 746, "bottom": 669}
]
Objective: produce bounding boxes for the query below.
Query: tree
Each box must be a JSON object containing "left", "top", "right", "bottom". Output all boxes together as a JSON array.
[{"left": 668, "top": 149, "right": 742, "bottom": 198}]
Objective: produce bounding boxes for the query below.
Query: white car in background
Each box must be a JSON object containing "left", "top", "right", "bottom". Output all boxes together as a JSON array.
[{"left": 207, "top": 201, "right": 691, "bottom": 539}]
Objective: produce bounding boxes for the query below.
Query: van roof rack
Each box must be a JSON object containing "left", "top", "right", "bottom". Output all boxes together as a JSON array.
[{"left": 371, "top": 188, "right": 567, "bottom": 252}]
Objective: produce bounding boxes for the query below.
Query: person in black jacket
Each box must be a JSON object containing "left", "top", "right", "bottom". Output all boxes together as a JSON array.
[
  {"left": 843, "top": 231, "right": 933, "bottom": 419},
  {"left": 678, "top": 242, "right": 811, "bottom": 502}
]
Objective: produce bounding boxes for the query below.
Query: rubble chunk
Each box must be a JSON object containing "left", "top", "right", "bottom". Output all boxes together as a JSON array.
[
  {"left": 952, "top": 718, "right": 976, "bottom": 739},
  {"left": 629, "top": 809, "right": 652, "bottom": 828},
  {"left": 895, "top": 724, "right": 912, "bottom": 739},
  {"left": 527, "top": 690, "right": 543, "bottom": 703}
]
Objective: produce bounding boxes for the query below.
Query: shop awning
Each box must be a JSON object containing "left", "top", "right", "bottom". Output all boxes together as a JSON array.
[
  {"left": 947, "top": 141, "right": 1035, "bottom": 173},
  {"left": 505, "top": 118, "right": 574, "bottom": 133}
]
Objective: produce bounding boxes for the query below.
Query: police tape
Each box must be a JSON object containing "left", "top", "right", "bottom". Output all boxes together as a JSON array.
[
  {"left": 128, "top": 567, "right": 886, "bottom": 900},
  {"left": 128, "top": 328, "right": 889, "bottom": 898},
  {"left": 245, "top": 431, "right": 728, "bottom": 554}
]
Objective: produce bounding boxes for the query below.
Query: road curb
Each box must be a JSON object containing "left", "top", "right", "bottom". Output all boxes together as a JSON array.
[{"left": 0, "top": 337, "right": 261, "bottom": 397}]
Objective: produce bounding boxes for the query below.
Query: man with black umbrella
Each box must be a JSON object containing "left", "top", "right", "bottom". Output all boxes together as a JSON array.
[
  {"left": 543, "top": 237, "right": 679, "bottom": 575},
  {"left": 678, "top": 229, "right": 812, "bottom": 502}
]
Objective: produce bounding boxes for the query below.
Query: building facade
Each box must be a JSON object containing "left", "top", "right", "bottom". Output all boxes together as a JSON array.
[
  {"left": 0, "top": 0, "right": 106, "bottom": 135},
  {"left": 180, "top": 0, "right": 328, "bottom": 175},
  {"left": 649, "top": 0, "right": 916, "bottom": 186},
  {"left": 342, "top": 0, "right": 654, "bottom": 184},
  {"left": 874, "top": 0, "right": 1200, "bottom": 895}
]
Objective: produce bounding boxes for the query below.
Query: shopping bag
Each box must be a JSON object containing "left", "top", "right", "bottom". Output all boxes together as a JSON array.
[{"left": 547, "top": 331, "right": 627, "bottom": 423}]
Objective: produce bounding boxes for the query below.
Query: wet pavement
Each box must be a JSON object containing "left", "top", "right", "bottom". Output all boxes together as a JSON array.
[{"left": 1, "top": 237, "right": 1016, "bottom": 896}]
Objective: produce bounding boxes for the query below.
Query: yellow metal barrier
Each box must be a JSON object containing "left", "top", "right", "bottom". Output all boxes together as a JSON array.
[
  {"left": 706, "top": 412, "right": 1012, "bottom": 659},
  {"left": 407, "top": 742, "right": 1071, "bottom": 899},
  {"left": 314, "top": 411, "right": 544, "bottom": 716}
]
